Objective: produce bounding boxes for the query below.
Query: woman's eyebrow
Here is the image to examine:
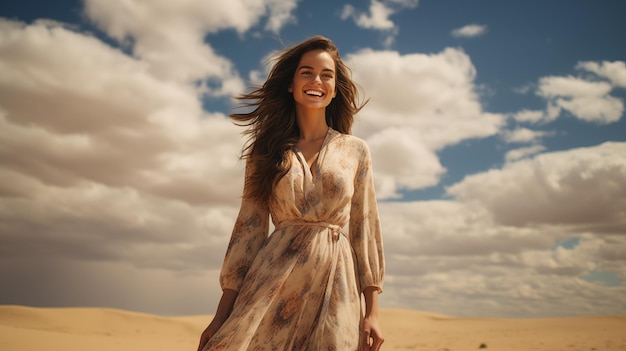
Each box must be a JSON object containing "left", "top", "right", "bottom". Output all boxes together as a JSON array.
[{"left": 297, "top": 65, "right": 335, "bottom": 73}]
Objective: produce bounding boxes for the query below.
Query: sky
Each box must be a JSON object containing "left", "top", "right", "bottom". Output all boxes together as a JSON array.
[{"left": 0, "top": 0, "right": 625, "bottom": 318}]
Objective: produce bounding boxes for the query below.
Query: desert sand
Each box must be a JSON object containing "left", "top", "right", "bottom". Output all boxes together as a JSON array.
[{"left": 1, "top": 305, "right": 625, "bottom": 351}]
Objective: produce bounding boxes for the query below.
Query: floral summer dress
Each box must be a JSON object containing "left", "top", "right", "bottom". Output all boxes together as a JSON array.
[{"left": 203, "top": 128, "right": 385, "bottom": 351}]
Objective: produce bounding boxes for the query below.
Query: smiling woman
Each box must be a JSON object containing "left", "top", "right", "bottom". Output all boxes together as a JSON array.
[
  {"left": 289, "top": 49, "right": 338, "bottom": 170},
  {"left": 289, "top": 50, "right": 337, "bottom": 109},
  {"left": 197, "top": 36, "right": 385, "bottom": 351}
]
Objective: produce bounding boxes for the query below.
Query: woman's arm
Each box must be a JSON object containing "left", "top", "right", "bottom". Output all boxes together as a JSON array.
[
  {"left": 198, "top": 161, "right": 268, "bottom": 349},
  {"left": 349, "top": 141, "right": 385, "bottom": 293},
  {"left": 348, "top": 140, "right": 385, "bottom": 350},
  {"left": 362, "top": 286, "right": 384, "bottom": 351},
  {"left": 220, "top": 160, "right": 270, "bottom": 292},
  {"left": 197, "top": 289, "right": 238, "bottom": 351}
]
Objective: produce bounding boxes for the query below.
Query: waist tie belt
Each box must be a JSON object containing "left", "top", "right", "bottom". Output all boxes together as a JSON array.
[{"left": 276, "top": 221, "right": 345, "bottom": 241}]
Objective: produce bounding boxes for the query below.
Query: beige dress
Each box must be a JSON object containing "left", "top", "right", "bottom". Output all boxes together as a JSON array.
[{"left": 203, "top": 128, "right": 384, "bottom": 350}]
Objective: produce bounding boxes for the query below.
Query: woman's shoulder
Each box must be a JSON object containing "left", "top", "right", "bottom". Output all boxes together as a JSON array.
[{"left": 331, "top": 130, "right": 370, "bottom": 154}]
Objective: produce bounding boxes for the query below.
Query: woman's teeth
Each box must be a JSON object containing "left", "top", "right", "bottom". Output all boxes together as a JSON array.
[{"left": 305, "top": 90, "right": 323, "bottom": 96}]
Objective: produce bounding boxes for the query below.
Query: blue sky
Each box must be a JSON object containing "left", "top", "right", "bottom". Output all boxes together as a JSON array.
[{"left": 0, "top": 0, "right": 625, "bottom": 318}]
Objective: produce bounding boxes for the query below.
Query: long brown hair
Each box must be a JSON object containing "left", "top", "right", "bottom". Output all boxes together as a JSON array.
[{"left": 231, "top": 35, "right": 367, "bottom": 203}]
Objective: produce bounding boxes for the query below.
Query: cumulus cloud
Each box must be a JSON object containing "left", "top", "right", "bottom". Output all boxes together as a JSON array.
[
  {"left": 505, "top": 145, "right": 546, "bottom": 162},
  {"left": 339, "top": 0, "right": 419, "bottom": 46},
  {"left": 447, "top": 142, "right": 626, "bottom": 231},
  {"left": 346, "top": 47, "right": 504, "bottom": 197},
  {"left": 340, "top": 1, "right": 395, "bottom": 30},
  {"left": 349, "top": 48, "right": 503, "bottom": 147},
  {"left": 367, "top": 128, "right": 445, "bottom": 198},
  {"left": 0, "top": 17, "right": 247, "bottom": 290},
  {"left": 516, "top": 60, "right": 626, "bottom": 125},
  {"left": 501, "top": 127, "right": 551, "bottom": 144},
  {"left": 0, "top": 176, "right": 237, "bottom": 270},
  {"left": 577, "top": 60, "right": 626, "bottom": 88},
  {"left": 263, "top": 0, "right": 299, "bottom": 32},
  {"left": 380, "top": 142, "right": 626, "bottom": 316},
  {"left": 537, "top": 76, "right": 623, "bottom": 124},
  {"left": 513, "top": 109, "right": 545, "bottom": 123},
  {"left": 451, "top": 24, "right": 488, "bottom": 38},
  {"left": 0, "top": 19, "right": 244, "bottom": 204},
  {"left": 379, "top": 199, "right": 626, "bottom": 317},
  {"left": 83, "top": 0, "right": 297, "bottom": 88}
]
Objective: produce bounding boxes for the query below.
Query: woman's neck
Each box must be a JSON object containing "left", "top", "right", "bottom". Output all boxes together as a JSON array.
[{"left": 296, "top": 108, "right": 329, "bottom": 141}]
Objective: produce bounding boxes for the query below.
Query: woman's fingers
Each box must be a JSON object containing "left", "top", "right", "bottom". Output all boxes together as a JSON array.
[{"left": 362, "top": 327, "right": 384, "bottom": 351}]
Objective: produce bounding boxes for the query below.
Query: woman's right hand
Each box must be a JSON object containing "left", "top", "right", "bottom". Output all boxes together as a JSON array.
[
  {"left": 197, "top": 289, "right": 239, "bottom": 351},
  {"left": 197, "top": 317, "right": 226, "bottom": 351}
]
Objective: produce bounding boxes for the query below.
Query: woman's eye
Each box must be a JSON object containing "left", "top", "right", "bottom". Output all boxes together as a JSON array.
[{"left": 301, "top": 71, "right": 312, "bottom": 76}]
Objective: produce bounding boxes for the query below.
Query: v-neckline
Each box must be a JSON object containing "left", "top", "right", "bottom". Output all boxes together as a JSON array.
[{"left": 294, "top": 127, "right": 332, "bottom": 177}]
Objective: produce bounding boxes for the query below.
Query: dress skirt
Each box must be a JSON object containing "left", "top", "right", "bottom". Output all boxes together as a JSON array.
[{"left": 202, "top": 222, "right": 362, "bottom": 350}]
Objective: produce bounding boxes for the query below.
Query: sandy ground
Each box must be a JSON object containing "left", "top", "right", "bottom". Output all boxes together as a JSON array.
[{"left": 1, "top": 305, "right": 625, "bottom": 351}]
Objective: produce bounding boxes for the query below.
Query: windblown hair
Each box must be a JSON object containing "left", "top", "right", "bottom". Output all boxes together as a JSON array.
[{"left": 231, "top": 35, "right": 367, "bottom": 203}]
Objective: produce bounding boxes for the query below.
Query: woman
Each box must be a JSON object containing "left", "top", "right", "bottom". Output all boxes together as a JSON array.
[{"left": 198, "top": 36, "right": 385, "bottom": 351}]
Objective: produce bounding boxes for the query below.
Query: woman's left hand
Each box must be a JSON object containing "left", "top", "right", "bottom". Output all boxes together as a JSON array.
[{"left": 361, "top": 315, "right": 384, "bottom": 350}]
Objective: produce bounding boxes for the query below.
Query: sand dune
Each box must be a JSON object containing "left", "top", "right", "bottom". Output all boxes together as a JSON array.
[{"left": 1, "top": 305, "right": 625, "bottom": 351}]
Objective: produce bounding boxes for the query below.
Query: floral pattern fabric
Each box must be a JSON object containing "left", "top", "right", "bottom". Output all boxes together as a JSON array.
[{"left": 203, "top": 128, "right": 384, "bottom": 350}]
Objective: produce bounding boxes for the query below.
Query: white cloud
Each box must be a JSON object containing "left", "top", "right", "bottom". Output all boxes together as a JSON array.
[
  {"left": 0, "top": 19, "right": 245, "bottom": 204},
  {"left": 347, "top": 47, "right": 504, "bottom": 197},
  {"left": 539, "top": 76, "right": 612, "bottom": 98},
  {"left": 557, "top": 95, "right": 622, "bottom": 124},
  {"left": 380, "top": 201, "right": 553, "bottom": 258},
  {"left": 451, "top": 24, "right": 488, "bottom": 38},
  {"left": 349, "top": 48, "right": 503, "bottom": 147},
  {"left": 522, "top": 61, "right": 626, "bottom": 125},
  {"left": 263, "top": 0, "right": 299, "bottom": 32},
  {"left": 0, "top": 175, "right": 237, "bottom": 268},
  {"left": 379, "top": 200, "right": 626, "bottom": 317},
  {"left": 339, "top": 0, "right": 418, "bottom": 45},
  {"left": 537, "top": 76, "right": 623, "bottom": 124},
  {"left": 367, "top": 128, "right": 445, "bottom": 198},
  {"left": 505, "top": 145, "right": 546, "bottom": 162},
  {"left": 83, "top": 0, "right": 297, "bottom": 88},
  {"left": 381, "top": 141, "right": 626, "bottom": 317},
  {"left": 577, "top": 60, "right": 626, "bottom": 88},
  {"left": 447, "top": 142, "right": 626, "bottom": 230},
  {"left": 0, "top": 18, "right": 247, "bottom": 280},
  {"left": 340, "top": 1, "right": 395, "bottom": 30},
  {"left": 513, "top": 109, "right": 544, "bottom": 123},
  {"left": 501, "top": 127, "right": 551, "bottom": 143}
]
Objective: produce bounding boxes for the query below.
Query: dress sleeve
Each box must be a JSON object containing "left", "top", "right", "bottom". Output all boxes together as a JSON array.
[
  {"left": 349, "top": 141, "right": 385, "bottom": 293},
  {"left": 219, "top": 159, "right": 270, "bottom": 292}
]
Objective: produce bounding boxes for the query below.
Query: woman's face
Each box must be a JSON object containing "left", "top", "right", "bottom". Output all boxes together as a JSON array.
[{"left": 289, "top": 49, "right": 337, "bottom": 111}]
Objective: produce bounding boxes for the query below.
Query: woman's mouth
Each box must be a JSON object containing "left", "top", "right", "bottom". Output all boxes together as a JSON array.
[{"left": 304, "top": 90, "right": 324, "bottom": 97}]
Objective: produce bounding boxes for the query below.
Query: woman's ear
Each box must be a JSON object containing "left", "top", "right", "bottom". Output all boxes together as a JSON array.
[{"left": 288, "top": 84, "right": 293, "bottom": 93}]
